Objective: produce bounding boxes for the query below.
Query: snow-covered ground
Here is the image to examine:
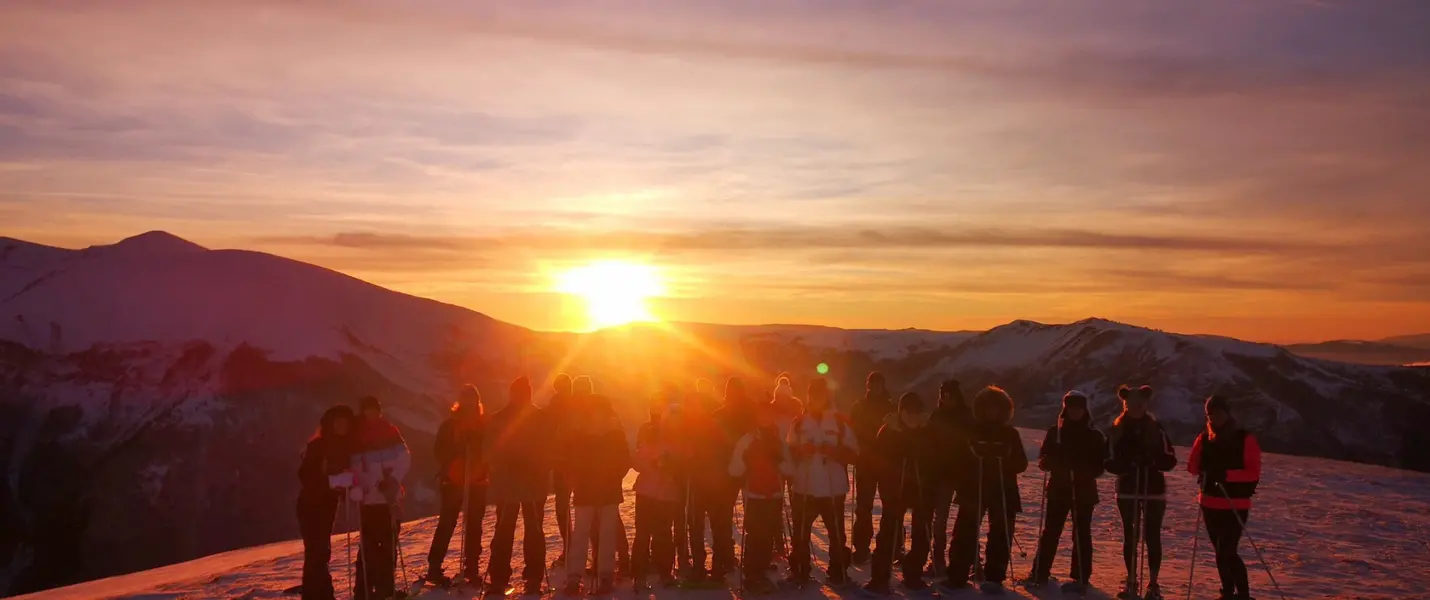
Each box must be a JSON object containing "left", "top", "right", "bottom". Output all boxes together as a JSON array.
[{"left": 16, "top": 430, "right": 1425, "bottom": 600}]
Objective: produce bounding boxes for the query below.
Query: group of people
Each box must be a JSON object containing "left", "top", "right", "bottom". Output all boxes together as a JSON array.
[{"left": 295, "top": 371, "right": 1265, "bottom": 600}]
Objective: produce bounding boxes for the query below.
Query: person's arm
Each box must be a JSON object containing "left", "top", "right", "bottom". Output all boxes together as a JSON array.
[
  {"left": 1226, "top": 434, "right": 1262, "bottom": 483},
  {"left": 1104, "top": 427, "right": 1129, "bottom": 475},
  {"left": 1187, "top": 433, "right": 1205, "bottom": 476},
  {"left": 1154, "top": 426, "right": 1179, "bottom": 472},
  {"left": 433, "top": 420, "right": 454, "bottom": 467},
  {"left": 1037, "top": 426, "right": 1058, "bottom": 472},
  {"left": 298, "top": 439, "right": 325, "bottom": 488},
  {"left": 1007, "top": 428, "right": 1030, "bottom": 474},
  {"left": 728, "top": 433, "right": 754, "bottom": 478},
  {"left": 835, "top": 418, "right": 860, "bottom": 464},
  {"left": 1086, "top": 430, "right": 1109, "bottom": 478}
]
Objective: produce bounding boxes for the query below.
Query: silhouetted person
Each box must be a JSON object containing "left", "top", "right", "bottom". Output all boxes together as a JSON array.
[
  {"left": 1030, "top": 391, "right": 1107, "bottom": 594},
  {"left": 1106, "top": 385, "right": 1178, "bottom": 600},
  {"left": 946, "top": 386, "right": 1027, "bottom": 594},
  {"left": 351, "top": 396, "right": 412, "bottom": 600},
  {"left": 850, "top": 372, "right": 895, "bottom": 564},
  {"left": 786, "top": 378, "right": 857, "bottom": 586},
  {"left": 1189, "top": 396, "right": 1263, "bottom": 600},
  {"left": 297, "top": 405, "right": 355, "bottom": 600},
  {"left": 486, "top": 377, "right": 549, "bottom": 594},
  {"left": 865, "top": 393, "right": 938, "bottom": 594}
]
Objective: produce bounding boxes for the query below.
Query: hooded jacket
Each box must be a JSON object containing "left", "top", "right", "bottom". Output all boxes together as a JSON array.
[
  {"left": 566, "top": 420, "right": 631, "bottom": 506},
  {"left": 870, "top": 414, "right": 942, "bottom": 507},
  {"left": 786, "top": 409, "right": 859, "bottom": 498},
  {"left": 729, "top": 425, "right": 795, "bottom": 499},
  {"left": 1105, "top": 415, "right": 1178, "bottom": 500},
  {"left": 676, "top": 405, "right": 733, "bottom": 493},
  {"left": 297, "top": 410, "right": 354, "bottom": 507},
  {"left": 850, "top": 387, "right": 894, "bottom": 467},
  {"left": 1038, "top": 416, "right": 1108, "bottom": 506},
  {"left": 929, "top": 393, "right": 975, "bottom": 495},
  {"left": 634, "top": 418, "right": 682, "bottom": 502},
  {"left": 434, "top": 411, "right": 487, "bottom": 487},
  {"left": 349, "top": 416, "right": 412, "bottom": 506},
  {"left": 486, "top": 400, "right": 549, "bottom": 504}
]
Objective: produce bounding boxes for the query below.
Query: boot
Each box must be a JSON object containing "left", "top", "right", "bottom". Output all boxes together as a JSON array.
[
  {"left": 593, "top": 576, "right": 615, "bottom": 595},
  {"left": 852, "top": 548, "right": 872, "bottom": 565},
  {"left": 902, "top": 576, "right": 928, "bottom": 591},
  {"left": 862, "top": 580, "right": 891, "bottom": 595},
  {"left": 561, "top": 579, "right": 581, "bottom": 597},
  {"left": 423, "top": 568, "right": 452, "bottom": 587}
]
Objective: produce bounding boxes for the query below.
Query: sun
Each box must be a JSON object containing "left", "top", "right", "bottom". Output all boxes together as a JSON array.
[{"left": 554, "top": 260, "right": 666, "bottom": 330}]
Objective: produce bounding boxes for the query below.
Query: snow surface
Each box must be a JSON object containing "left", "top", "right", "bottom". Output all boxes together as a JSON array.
[{"left": 17, "top": 430, "right": 1424, "bottom": 600}]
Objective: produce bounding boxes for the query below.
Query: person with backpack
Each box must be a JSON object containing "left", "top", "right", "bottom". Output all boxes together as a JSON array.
[
  {"left": 423, "top": 386, "right": 486, "bottom": 587},
  {"left": 1188, "top": 396, "right": 1263, "bottom": 600},
  {"left": 562, "top": 403, "right": 631, "bottom": 596},
  {"left": 728, "top": 399, "right": 795, "bottom": 594},
  {"left": 849, "top": 372, "right": 895, "bottom": 565},
  {"left": 632, "top": 389, "right": 682, "bottom": 590},
  {"left": 786, "top": 378, "right": 858, "bottom": 586},
  {"left": 863, "top": 393, "right": 939, "bottom": 595},
  {"left": 351, "top": 396, "right": 412, "bottom": 600},
  {"left": 296, "top": 405, "right": 356, "bottom": 600},
  {"left": 1029, "top": 391, "right": 1108, "bottom": 594},
  {"left": 1106, "top": 385, "right": 1178, "bottom": 600},
  {"left": 945, "top": 386, "right": 1027, "bottom": 595},
  {"left": 485, "top": 377, "right": 549, "bottom": 595},
  {"left": 927, "top": 379, "right": 972, "bottom": 580}
]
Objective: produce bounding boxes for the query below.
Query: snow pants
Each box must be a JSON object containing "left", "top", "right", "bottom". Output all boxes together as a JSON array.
[
  {"left": 949, "top": 503, "right": 1015, "bottom": 584},
  {"left": 1117, "top": 499, "right": 1166, "bottom": 582},
  {"left": 297, "top": 497, "right": 339, "bottom": 600},
  {"left": 427, "top": 483, "right": 486, "bottom": 578},
  {"left": 872, "top": 500, "right": 932, "bottom": 584},
  {"left": 1203, "top": 507, "right": 1250, "bottom": 598},
  {"left": 490, "top": 500, "right": 546, "bottom": 587},
  {"left": 1033, "top": 496, "right": 1094, "bottom": 584},
  {"left": 688, "top": 487, "right": 735, "bottom": 576},
  {"left": 633, "top": 496, "right": 679, "bottom": 580},
  {"left": 355, "top": 503, "right": 398, "bottom": 600},
  {"left": 789, "top": 493, "right": 850, "bottom": 580},
  {"left": 568, "top": 505, "right": 620, "bottom": 579},
  {"left": 742, "top": 497, "right": 783, "bottom": 581}
]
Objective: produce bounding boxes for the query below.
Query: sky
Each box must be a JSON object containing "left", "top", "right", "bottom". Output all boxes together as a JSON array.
[{"left": 2, "top": 0, "right": 1429, "bottom": 343}]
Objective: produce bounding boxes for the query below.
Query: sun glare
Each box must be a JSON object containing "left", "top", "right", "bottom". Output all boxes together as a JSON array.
[{"left": 554, "top": 260, "right": 666, "bottom": 330}]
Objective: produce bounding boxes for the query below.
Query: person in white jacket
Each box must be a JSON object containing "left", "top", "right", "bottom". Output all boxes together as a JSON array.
[
  {"left": 729, "top": 399, "right": 795, "bottom": 593},
  {"left": 784, "top": 378, "right": 858, "bottom": 586},
  {"left": 349, "top": 396, "right": 412, "bottom": 600}
]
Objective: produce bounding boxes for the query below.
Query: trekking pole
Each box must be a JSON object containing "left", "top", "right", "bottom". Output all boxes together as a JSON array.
[
  {"left": 460, "top": 444, "right": 470, "bottom": 583},
  {"left": 970, "top": 444, "right": 984, "bottom": 584},
  {"left": 358, "top": 497, "right": 371, "bottom": 600},
  {"left": 1185, "top": 502, "right": 1202, "bottom": 600},
  {"left": 737, "top": 489, "right": 747, "bottom": 592},
  {"left": 1070, "top": 478, "right": 1085, "bottom": 595},
  {"left": 346, "top": 497, "right": 355, "bottom": 599},
  {"left": 996, "top": 457, "right": 1018, "bottom": 583},
  {"left": 1214, "top": 484, "right": 1287, "bottom": 600},
  {"left": 1132, "top": 467, "right": 1146, "bottom": 598},
  {"left": 395, "top": 505, "right": 411, "bottom": 592},
  {"left": 1030, "top": 471, "right": 1048, "bottom": 580}
]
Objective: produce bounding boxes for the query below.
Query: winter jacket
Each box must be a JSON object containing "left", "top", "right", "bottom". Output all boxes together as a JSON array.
[
  {"left": 486, "top": 401, "right": 549, "bottom": 504},
  {"left": 850, "top": 390, "right": 894, "bottom": 467},
  {"left": 1105, "top": 415, "right": 1178, "bottom": 500},
  {"left": 434, "top": 414, "right": 487, "bottom": 487},
  {"left": 547, "top": 391, "right": 574, "bottom": 474},
  {"left": 567, "top": 427, "right": 631, "bottom": 506},
  {"left": 712, "top": 402, "right": 756, "bottom": 488},
  {"left": 1188, "top": 425, "right": 1262, "bottom": 510},
  {"left": 870, "top": 416, "right": 941, "bottom": 507},
  {"left": 929, "top": 401, "right": 975, "bottom": 494},
  {"left": 297, "top": 435, "right": 352, "bottom": 506},
  {"left": 676, "top": 408, "right": 734, "bottom": 493},
  {"left": 634, "top": 420, "right": 681, "bottom": 502},
  {"left": 1037, "top": 419, "right": 1108, "bottom": 506},
  {"left": 953, "top": 421, "right": 1028, "bottom": 512},
  {"left": 786, "top": 410, "right": 859, "bottom": 498},
  {"left": 729, "top": 425, "right": 794, "bottom": 499},
  {"left": 349, "top": 417, "right": 412, "bottom": 506}
]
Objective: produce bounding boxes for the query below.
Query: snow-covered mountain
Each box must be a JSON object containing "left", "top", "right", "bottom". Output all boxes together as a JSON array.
[
  {"left": 16, "top": 434, "right": 1429, "bottom": 600},
  {"left": 1283, "top": 339, "right": 1430, "bottom": 366},
  {"left": 2, "top": 232, "right": 1428, "bottom": 595}
]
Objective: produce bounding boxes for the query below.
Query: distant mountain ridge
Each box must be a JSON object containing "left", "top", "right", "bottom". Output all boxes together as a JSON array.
[{"left": 2, "top": 232, "right": 1428, "bottom": 595}]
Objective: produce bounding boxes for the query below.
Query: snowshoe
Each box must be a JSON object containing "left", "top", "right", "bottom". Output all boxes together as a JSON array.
[
  {"left": 979, "top": 581, "right": 1006, "bottom": 595},
  {"left": 424, "top": 571, "right": 454, "bottom": 588},
  {"left": 936, "top": 578, "right": 971, "bottom": 594},
  {"left": 560, "top": 580, "right": 582, "bottom": 597},
  {"left": 484, "top": 582, "right": 517, "bottom": 598},
  {"left": 826, "top": 569, "right": 853, "bottom": 587}
]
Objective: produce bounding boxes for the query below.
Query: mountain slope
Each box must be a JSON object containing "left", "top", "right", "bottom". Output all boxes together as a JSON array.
[
  {"left": 16, "top": 435, "right": 1428, "bottom": 600},
  {"left": 1380, "top": 332, "right": 1430, "bottom": 350},
  {"left": 1284, "top": 339, "right": 1430, "bottom": 366}
]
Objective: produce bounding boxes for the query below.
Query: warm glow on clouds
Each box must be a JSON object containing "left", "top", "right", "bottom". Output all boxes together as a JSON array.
[{"left": 2, "top": 0, "right": 1428, "bottom": 342}]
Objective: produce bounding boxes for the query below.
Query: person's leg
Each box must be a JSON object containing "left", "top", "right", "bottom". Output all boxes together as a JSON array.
[
  {"left": 744, "top": 498, "right": 776, "bottom": 582},
  {"left": 946, "top": 504, "right": 978, "bottom": 586},
  {"left": 652, "top": 500, "right": 677, "bottom": 581},
  {"left": 688, "top": 492, "right": 710, "bottom": 576},
  {"left": 870, "top": 502, "right": 903, "bottom": 584},
  {"left": 489, "top": 503, "right": 520, "bottom": 587},
  {"left": 791, "top": 493, "right": 817, "bottom": 580},
  {"left": 1203, "top": 507, "right": 1232, "bottom": 596},
  {"left": 568, "top": 506, "right": 595, "bottom": 580},
  {"left": 904, "top": 503, "right": 933, "bottom": 583},
  {"left": 298, "top": 500, "right": 337, "bottom": 600},
  {"left": 1033, "top": 495, "right": 1071, "bottom": 582},
  {"left": 554, "top": 472, "right": 571, "bottom": 546},
  {"left": 710, "top": 487, "right": 736, "bottom": 575},
  {"left": 465, "top": 486, "right": 487, "bottom": 580},
  {"left": 1117, "top": 499, "right": 1137, "bottom": 581},
  {"left": 853, "top": 466, "right": 877, "bottom": 557},
  {"left": 1071, "top": 502, "right": 1095, "bottom": 584},
  {"left": 675, "top": 483, "right": 692, "bottom": 572},
  {"left": 520, "top": 501, "right": 547, "bottom": 585},
  {"left": 984, "top": 507, "right": 1012, "bottom": 584},
  {"left": 818, "top": 495, "right": 850, "bottom": 577},
  {"left": 597, "top": 506, "right": 619, "bottom": 579},
  {"left": 633, "top": 496, "right": 654, "bottom": 580},
  {"left": 1229, "top": 510, "right": 1250, "bottom": 597},
  {"left": 426, "top": 485, "right": 461, "bottom": 574},
  {"left": 363, "top": 504, "right": 396, "bottom": 597},
  {"left": 1144, "top": 500, "right": 1167, "bottom": 584},
  {"left": 931, "top": 482, "right": 953, "bottom": 575},
  {"left": 616, "top": 511, "right": 631, "bottom": 574}
]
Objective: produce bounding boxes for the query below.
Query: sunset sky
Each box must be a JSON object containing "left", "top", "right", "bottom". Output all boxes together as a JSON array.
[{"left": 3, "top": 1, "right": 1429, "bottom": 342}]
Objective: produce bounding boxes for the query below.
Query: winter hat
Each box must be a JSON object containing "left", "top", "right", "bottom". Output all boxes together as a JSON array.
[
  {"left": 807, "top": 377, "right": 828, "bottom": 401},
  {"left": 725, "top": 377, "right": 747, "bottom": 405},
  {"left": 1204, "top": 395, "right": 1230, "bottom": 416},
  {"left": 573, "top": 375, "right": 594, "bottom": 396},
  {"left": 695, "top": 378, "right": 715, "bottom": 396},
  {"left": 774, "top": 376, "right": 794, "bottom": 400},
  {"left": 1059, "top": 391, "right": 1089, "bottom": 422},
  {"left": 453, "top": 384, "right": 482, "bottom": 414},
  {"left": 553, "top": 373, "right": 573, "bottom": 394},
  {"left": 867, "top": 371, "right": 885, "bottom": 391},
  {"left": 319, "top": 405, "right": 356, "bottom": 437},
  {"left": 898, "top": 392, "right": 924, "bottom": 413},
  {"left": 939, "top": 379, "right": 965, "bottom": 406},
  {"left": 973, "top": 385, "right": 1014, "bottom": 424},
  {"left": 509, "top": 376, "right": 532, "bottom": 403},
  {"left": 359, "top": 395, "right": 382, "bottom": 413}
]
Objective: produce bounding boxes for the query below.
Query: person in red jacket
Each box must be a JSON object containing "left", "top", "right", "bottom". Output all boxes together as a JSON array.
[
  {"left": 1188, "top": 396, "right": 1262, "bottom": 600},
  {"left": 424, "top": 385, "right": 487, "bottom": 586},
  {"left": 632, "top": 389, "right": 682, "bottom": 590},
  {"left": 729, "top": 399, "right": 794, "bottom": 594}
]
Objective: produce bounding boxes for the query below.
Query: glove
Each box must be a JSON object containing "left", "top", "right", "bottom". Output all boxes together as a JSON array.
[{"left": 328, "top": 471, "right": 354, "bottom": 490}]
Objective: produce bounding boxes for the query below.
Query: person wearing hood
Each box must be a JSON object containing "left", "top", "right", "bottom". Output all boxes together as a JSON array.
[
  {"left": 945, "top": 386, "right": 1027, "bottom": 594},
  {"left": 422, "top": 386, "right": 487, "bottom": 587},
  {"left": 1105, "top": 385, "right": 1178, "bottom": 600},
  {"left": 350, "top": 396, "right": 412, "bottom": 600},
  {"left": 562, "top": 403, "right": 631, "bottom": 596},
  {"left": 1188, "top": 396, "right": 1263, "bottom": 600},
  {"left": 927, "top": 379, "right": 972, "bottom": 579},
  {"left": 1029, "top": 391, "right": 1108, "bottom": 594},
  {"left": 678, "top": 378, "right": 740, "bottom": 583},
  {"left": 548, "top": 373, "right": 576, "bottom": 561},
  {"left": 864, "top": 393, "right": 940, "bottom": 595},
  {"left": 786, "top": 378, "right": 859, "bottom": 586},
  {"left": 633, "top": 389, "right": 683, "bottom": 590},
  {"left": 296, "top": 405, "right": 356, "bottom": 600},
  {"left": 485, "top": 377, "right": 550, "bottom": 594},
  {"left": 729, "top": 399, "right": 795, "bottom": 594},
  {"left": 849, "top": 372, "right": 895, "bottom": 564}
]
